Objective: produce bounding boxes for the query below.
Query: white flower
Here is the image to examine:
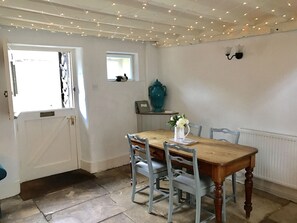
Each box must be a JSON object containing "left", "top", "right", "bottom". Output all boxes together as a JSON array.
[
  {"left": 176, "top": 117, "right": 189, "bottom": 128},
  {"left": 168, "top": 114, "right": 189, "bottom": 128}
]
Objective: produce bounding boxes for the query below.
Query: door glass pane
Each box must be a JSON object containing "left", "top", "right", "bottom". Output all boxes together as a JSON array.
[
  {"left": 11, "top": 50, "right": 72, "bottom": 114},
  {"left": 59, "top": 52, "right": 73, "bottom": 108}
]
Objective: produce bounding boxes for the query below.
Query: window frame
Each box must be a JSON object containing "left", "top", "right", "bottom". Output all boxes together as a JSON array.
[{"left": 106, "top": 52, "right": 138, "bottom": 81}]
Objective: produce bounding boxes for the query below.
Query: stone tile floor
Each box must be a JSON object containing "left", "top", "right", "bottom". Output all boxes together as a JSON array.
[{"left": 1, "top": 165, "right": 297, "bottom": 223}]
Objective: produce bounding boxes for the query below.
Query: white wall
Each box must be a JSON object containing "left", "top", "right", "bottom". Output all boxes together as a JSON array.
[
  {"left": 0, "top": 27, "right": 158, "bottom": 198},
  {"left": 159, "top": 31, "right": 297, "bottom": 200},
  {"left": 159, "top": 31, "right": 297, "bottom": 137}
]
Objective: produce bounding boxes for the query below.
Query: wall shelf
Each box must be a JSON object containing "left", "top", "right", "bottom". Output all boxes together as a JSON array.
[{"left": 137, "top": 111, "right": 178, "bottom": 131}]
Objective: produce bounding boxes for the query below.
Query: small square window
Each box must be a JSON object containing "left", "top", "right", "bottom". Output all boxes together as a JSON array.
[{"left": 106, "top": 53, "right": 134, "bottom": 80}]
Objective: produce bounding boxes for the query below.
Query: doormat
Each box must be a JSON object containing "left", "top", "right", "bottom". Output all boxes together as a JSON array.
[{"left": 20, "top": 169, "right": 96, "bottom": 201}]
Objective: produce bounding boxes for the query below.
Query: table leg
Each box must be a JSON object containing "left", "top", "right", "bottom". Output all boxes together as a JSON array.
[
  {"left": 214, "top": 182, "right": 223, "bottom": 223},
  {"left": 244, "top": 167, "right": 254, "bottom": 218}
]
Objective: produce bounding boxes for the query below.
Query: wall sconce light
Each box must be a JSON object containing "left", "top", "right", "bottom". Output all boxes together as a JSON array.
[{"left": 225, "top": 45, "right": 244, "bottom": 60}]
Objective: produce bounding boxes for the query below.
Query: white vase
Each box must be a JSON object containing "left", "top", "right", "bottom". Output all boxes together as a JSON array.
[{"left": 174, "top": 125, "right": 190, "bottom": 141}]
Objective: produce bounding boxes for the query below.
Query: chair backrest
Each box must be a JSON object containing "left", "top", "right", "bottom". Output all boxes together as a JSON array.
[
  {"left": 210, "top": 128, "right": 240, "bottom": 144},
  {"left": 163, "top": 142, "right": 200, "bottom": 189},
  {"left": 127, "top": 134, "right": 153, "bottom": 173},
  {"left": 189, "top": 123, "right": 202, "bottom": 137}
]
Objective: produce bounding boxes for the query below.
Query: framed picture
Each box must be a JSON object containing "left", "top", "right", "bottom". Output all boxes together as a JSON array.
[{"left": 135, "top": 100, "right": 150, "bottom": 114}]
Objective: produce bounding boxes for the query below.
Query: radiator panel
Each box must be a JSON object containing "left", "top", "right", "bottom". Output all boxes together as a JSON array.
[{"left": 239, "top": 128, "right": 297, "bottom": 190}]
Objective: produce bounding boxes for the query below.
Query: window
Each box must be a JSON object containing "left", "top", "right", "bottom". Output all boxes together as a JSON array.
[
  {"left": 106, "top": 53, "right": 135, "bottom": 80},
  {"left": 8, "top": 48, "right": 74, "bottom": 115}
]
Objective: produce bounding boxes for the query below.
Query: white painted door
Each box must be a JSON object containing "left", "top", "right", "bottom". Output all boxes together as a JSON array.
[
  {"left": 3, "top": 43, "right": 79, "bottom": 182},
  {"left": 17, "top": 109, "right": 78, "bottom": 182}
]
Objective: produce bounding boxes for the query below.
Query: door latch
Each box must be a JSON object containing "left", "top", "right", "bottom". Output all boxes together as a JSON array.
[
  {"left": 4, "top": 91, "right": 8, "bottom": 97},
  {"left": 69, "top": 116, "right": 75, "bottom": 125}
]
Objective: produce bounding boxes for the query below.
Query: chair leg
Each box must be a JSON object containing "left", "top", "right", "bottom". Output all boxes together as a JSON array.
[
  {"left": 178, "top": 189, "right": 183, "bottom": 202},
  {"left": 131, "top": 170, "right": 137, "bottom": 202},
  {"left": 232, "top": 173, "right": 237, "bottom": 203},
  {"left": 195, "top": 193, "right": 201, "bottom": 223},
  {"left": 168, "top": 185, "right": 174, "bottom": 223},
  {"left": 148, "top": 177, "right": 154, "bottom": 213},
  {"left": 186, "top": 192, "right": 191, "bottom": 204},
  {"left": 156, "top": 178, "right": 160, "bottom": 189}
]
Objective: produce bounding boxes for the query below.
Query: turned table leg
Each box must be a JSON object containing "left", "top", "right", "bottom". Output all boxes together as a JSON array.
[
  {"left": 214, "top": 182, "right": 223, "bottom": 223},
  {"left": 244, "top": 167, "right": 254, "bottom": 218}
]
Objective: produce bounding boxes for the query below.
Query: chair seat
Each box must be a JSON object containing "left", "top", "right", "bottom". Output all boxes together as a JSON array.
[
  {"left": 136, "top": 159, "right": 167, "bottom": 176},
  {"left": 173, "top": 173, "right": 213, "bottom": 195}
]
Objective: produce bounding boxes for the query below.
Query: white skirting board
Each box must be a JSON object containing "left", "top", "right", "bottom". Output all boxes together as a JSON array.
[
  {"left": 0, "top": 180, "right": 20, "bottom": 199},
  {"left": 237, "top": 171, "right": 297, "bottom": 203},
  {"left": 80, "top": 155, "right": 130, "bottom": 174},
  {"left": 253, "top": 177, "right": 297, "bottom": 203}
]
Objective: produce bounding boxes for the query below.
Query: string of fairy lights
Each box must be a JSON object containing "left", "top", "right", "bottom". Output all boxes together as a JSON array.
[{"left": 0, "top": 0, "right": 296, "bottom": 47}]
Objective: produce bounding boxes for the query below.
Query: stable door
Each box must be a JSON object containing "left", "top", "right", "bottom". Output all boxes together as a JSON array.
[{"left": 17, "top": 109, "right": 78, "bottom": 182}]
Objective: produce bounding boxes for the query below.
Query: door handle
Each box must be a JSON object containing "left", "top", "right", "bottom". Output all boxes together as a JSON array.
[{"left": 68, "top": 116, "right": 75, "bottom": 125}]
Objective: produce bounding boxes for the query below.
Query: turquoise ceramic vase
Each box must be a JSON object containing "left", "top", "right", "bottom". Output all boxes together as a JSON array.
[{"left": 148, "top": 79, "right": 167, "bottom": 112}]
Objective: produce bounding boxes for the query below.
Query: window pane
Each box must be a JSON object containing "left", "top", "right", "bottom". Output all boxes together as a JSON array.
[{"left": 106, "top": 53, "right": 133, "bottom": 80}]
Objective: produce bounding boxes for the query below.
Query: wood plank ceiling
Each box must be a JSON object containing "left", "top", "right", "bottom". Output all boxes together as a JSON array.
[{"left": 0, "top": 0, "right": 297, "bottom": 47}]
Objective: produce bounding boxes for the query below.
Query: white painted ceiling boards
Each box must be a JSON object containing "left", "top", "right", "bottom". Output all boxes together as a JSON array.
[{"left": 0, "top": 0, "right": 297, "bottom": 47}]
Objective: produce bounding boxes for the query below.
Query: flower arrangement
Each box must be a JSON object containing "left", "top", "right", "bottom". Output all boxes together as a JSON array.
[{"left": 168, "top": 114, "right": 189, "bottom": 128}]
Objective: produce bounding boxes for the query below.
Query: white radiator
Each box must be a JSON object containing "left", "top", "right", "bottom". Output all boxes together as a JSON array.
[{"left": 239, "top": 128, "right": 297, "bottom": 190}]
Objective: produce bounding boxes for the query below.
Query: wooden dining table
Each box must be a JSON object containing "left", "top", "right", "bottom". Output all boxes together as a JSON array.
[{"left": 131, "top": 129, "right": 258, "bottom": 223}]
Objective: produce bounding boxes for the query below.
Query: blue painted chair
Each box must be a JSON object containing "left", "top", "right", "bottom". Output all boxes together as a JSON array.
[
  {"left": 127, "top": 134, "right": 168, "bottom": 213},
  {"left": 164, "top": 142, "right": 224, "bottom": 223},
  {"left": 0, "top": 164, "right": 7, "bottom": 218},
  {"left": 189, "top": 123, "right": 203, "bottom": 137},
  {"left": 210, "top": 127, "right": 240, "bottom": 203}
]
